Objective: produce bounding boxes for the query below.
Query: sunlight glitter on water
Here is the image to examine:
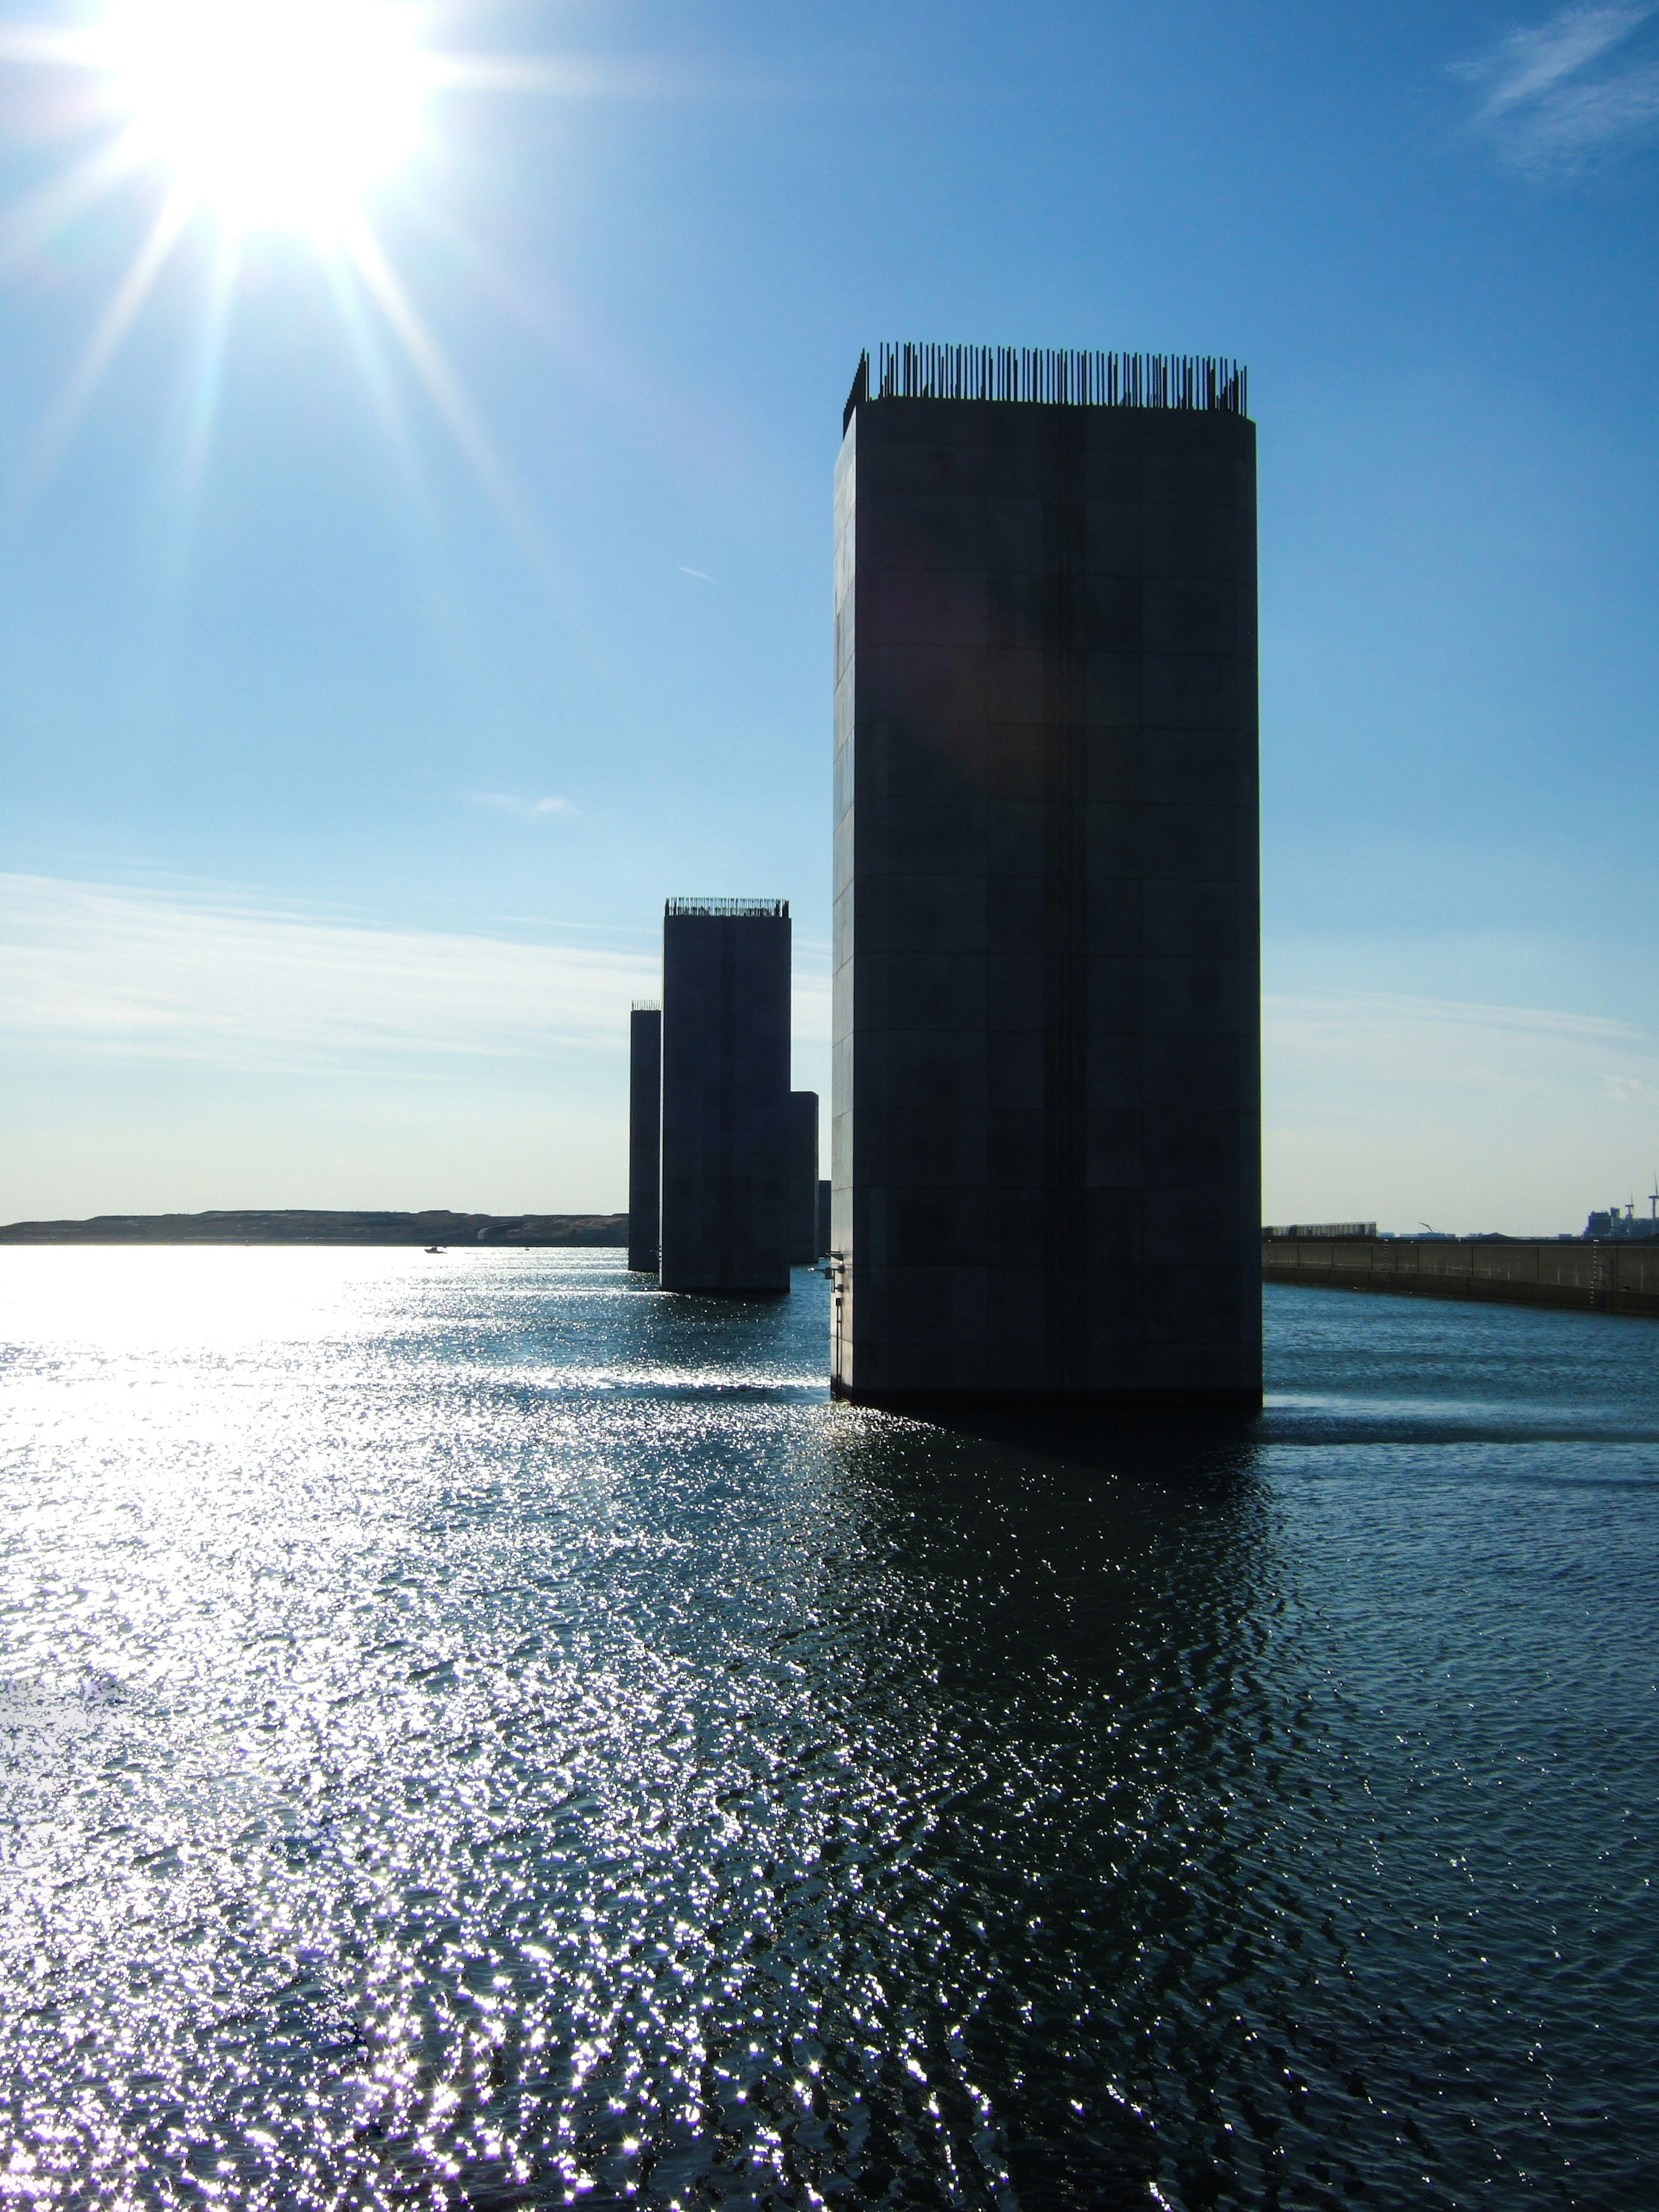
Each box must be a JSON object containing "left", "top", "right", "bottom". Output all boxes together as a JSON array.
[{"left": 2, "top": 1252, "right": 1657, "bottom": 2207}]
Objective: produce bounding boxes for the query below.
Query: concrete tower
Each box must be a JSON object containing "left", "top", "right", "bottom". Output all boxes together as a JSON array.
[
  {"left": 626, "top": 1004, "right": 661, "bottom": 1273},
  {"left": 831, "top": 345, "right": 1260, "bottom": 1405},
  {"left": 659, "top": 899, "right": 792, "bottom": 1294},
  {"left": 788, "top": 1091, "right": 820, "bottom": 1265}
]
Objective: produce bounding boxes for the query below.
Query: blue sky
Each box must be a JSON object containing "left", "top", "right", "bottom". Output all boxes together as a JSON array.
[{"left": 2, "top": 0, "right": 1657, "bottom": 1230}]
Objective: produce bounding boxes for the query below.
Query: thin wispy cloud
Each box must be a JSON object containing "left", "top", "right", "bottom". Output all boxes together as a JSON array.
[
  {"left": 0, "top": 873, "right": 833, "bottom": 1071},
  {"left": 0, "top": 873, "right": 648, "bottom": 1071},
  {"left": 1456, "top": 3, "right": 1659, "bottom": 166},
  {"left": 677, "top": 566, "right": 717, "bottom": 582},
  {"left": 468, "top": 791, "right": 572, "bottom": 823},
  {"left": 1265, "top": 988, "right": 1656, "bottom": 1092}
]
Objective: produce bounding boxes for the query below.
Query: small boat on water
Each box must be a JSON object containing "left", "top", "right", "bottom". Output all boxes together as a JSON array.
[{"left": 425, "top": 1244, "right": 446, "bottom": 1254}]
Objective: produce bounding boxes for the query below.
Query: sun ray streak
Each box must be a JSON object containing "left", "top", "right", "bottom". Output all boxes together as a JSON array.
[
  {"left": 337, "top": 208, "right": 561, "bottom": 592},
  {"left": 129, "top": 232, "right": 238, "bottom": 734},
  {"left": 319, "top": 238, "right": 431, "bottom": 506},
  {"left": 176, "top": 232, "right": 237, "bottom": 512},
  {"left": 315, "top": 240, "right": 475, "bottom": 661},
  {"left": 0, "top": 26, "right": 104, "bottom": 66},
  {"left": 0, "top": 127, "right": 153, "bottom": 269},
  {"left": 16, "top": 181, "right": 197, "bottom": 502}
]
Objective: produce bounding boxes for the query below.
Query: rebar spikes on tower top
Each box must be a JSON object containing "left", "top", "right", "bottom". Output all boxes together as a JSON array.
[
  {"left": 664, "top": 897, "right": 789, "bottom": 919},
  {"left": 842, "top": 344, "right": 1248, "bottom": 430}
]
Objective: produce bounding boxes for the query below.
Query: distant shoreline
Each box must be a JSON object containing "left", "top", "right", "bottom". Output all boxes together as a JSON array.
[{"left": 0, "top": 1210, "right": 629, "bottom": 1247}]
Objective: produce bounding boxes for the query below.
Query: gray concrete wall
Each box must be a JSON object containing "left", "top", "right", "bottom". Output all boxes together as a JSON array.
[
  {"left": 788, "top": 1092, "right": 820, "bottom": 1265},
  {"left": 659, "top": 907, "right": 791, "bottom": 1294},
  {"left": 626, "top": 1007, "right": 661, "bottom": 1272},
  {"left": 832, "top": 392, "right": 1261, "bottom": 1402},
  {"left": 1264, "top": 1237, "right": 1659, "bottom": 1318}
]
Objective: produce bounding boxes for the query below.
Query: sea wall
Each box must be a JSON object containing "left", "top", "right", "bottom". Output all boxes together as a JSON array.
[{"left": 1262, "top": 1236, "right": 1659, "bottom": 1319}]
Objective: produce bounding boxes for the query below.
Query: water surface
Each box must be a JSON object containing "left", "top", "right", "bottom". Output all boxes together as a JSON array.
[{"left": 2, "top": 1251, "right": 1655, "bottom": 2208}]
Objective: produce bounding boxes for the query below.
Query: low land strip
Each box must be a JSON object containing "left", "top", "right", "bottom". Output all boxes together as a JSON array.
[{"left": 0, "top": 1210, "right": 628, "bottom": 1247}]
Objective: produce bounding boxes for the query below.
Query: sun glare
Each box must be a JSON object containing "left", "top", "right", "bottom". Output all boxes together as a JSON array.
[
  {"left": 103, "top": 0, "right": 424, "bottom": 232},
  {"left": 5, "top": 0, "right": 556, "bottom": 555}
]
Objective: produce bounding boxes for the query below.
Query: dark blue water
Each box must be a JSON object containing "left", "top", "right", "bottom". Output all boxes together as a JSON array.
[{"left": 1, "top": 1252, "right": 1655, "bottom": 2208}]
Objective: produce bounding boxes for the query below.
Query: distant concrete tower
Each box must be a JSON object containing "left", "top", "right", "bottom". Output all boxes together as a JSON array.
[
  {"left": 788, "top": 1092, "right": 820, "bottom": 1265},
  {"left": 832, "top": 344, "right": 1261, "bottom": 1404},
  {"left": 626, "top": 1004, "right": 661, "bottom": 1272},
  {"left": 659, "top": 899, "right": 792, "bottom": 1294}
]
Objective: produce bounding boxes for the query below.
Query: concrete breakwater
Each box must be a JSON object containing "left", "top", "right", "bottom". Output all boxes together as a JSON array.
[{"left": 1263, "top": 1236, "right": 1659, "bottom": 1319}]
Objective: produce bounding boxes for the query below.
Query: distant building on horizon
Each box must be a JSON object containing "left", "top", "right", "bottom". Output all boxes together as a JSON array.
[
  {"left": 1262, "top": 1222, "right": 1376, "bottom": 1241},
  {"left": 658, "top": 899, "right": 792, "bottom": 1294},
  {"left": 1586, "top": 1207, "right": 1659, "bottom": 1240},
  {"left": 831, "top": 343, "right": 1261, "bottom": 1405}
]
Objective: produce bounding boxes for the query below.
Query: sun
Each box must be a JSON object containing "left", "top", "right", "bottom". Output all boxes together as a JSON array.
[
  {"left": 102, "top": 0, "right": 426, "bottom": 234},
  {"left": 6, "top": 0, "right": 557, "bottom": 553}
]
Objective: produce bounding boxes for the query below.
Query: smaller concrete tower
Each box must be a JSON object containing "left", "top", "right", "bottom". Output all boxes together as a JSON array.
[
  {"left": 659, "top": 899, "right": 792, "bottom": 1294},
  {"left": 626, "top": 1004, "right": 661, "bottom": 1273},
  {"left": 788, "top": 1092, "right": 820, "bottom": 1265}
]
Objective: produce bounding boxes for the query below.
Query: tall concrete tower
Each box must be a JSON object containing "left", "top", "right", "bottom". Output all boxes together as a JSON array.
[
  {"left": 832, "top": 345, "right": 1260, "bottom": 1405},
  {"left": 626, "top": 1004, "right": 661, "bottom": 1273},
  {"left": 659, "top": 899, "right": 792, "bottom": 1294}
]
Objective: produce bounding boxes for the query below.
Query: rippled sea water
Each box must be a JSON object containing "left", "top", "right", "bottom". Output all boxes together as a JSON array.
[{"left": 2, "top": 1251, "right": 1656, "bottom": 2210}]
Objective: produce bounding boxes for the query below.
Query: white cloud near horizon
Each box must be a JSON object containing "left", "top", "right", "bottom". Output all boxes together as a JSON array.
[
  {"left": 0, "top": 874, "right": 834, "bottom": 1217},
  {"left": 3, "top": 873, "right": 1640, "bottom": 1232},
  {"left": 1265, "top": 988, "right": 1659, "bottom": 1232},
  {"left": 1456, "top": 3, "right": 1659, "bottom": 165}
]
